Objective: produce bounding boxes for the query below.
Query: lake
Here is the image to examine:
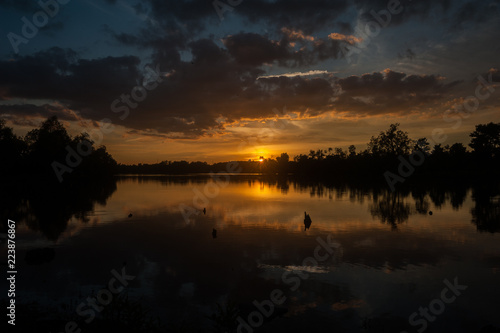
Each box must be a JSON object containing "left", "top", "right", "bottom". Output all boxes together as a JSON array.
[{"left": 3, "top": 175, "right": 500, "bottom": 332}]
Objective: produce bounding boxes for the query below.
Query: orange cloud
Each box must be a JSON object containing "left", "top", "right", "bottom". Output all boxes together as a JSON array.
[
  {"left": 281, "top": 27, "right": 315, "bottom": 41},
  {"left": 328, "top": 32, "right": 362, "bottom": 44}
]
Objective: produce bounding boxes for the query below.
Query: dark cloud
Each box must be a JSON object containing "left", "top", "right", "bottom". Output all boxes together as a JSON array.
[
  {"left": 108, "top": 23, "right": 188, "bottom": 70},
  {"left": 335, "top": 69, "right": 461, "bottom": 115},
  {"left": 112, "top": 24, "right": 350, "bottom": 70},
  {"left": 106, "top": 0, "right": 468, "bottom": 84},
  {"left": 256, "top": 76, "right": 336, "bottom": 114},
  {"left": 105, "top": 0, "right": 485, "bottom": 75},
  {"left": 0, "top": 43, "right": 338, "bottom": 138},
  {"left": 0, "top": 39, "right": 467, "bottom": 137},
  {"left": 0, "top": 47, "right": 140, "bottom": 105},
  {"left": 132, "top": 0, "right": 457, "bottom": 37},
  {"left": 223, "top": 33, "right": 289, "bottom": 66},
  {"left": 0, "top": 103, "right": 79, "bottom": 125},
  {"left": 223, "top": 31, "right": 350, "bottom": 68},
  {"left": 126, "top": 129, "right": 169, "bottom": 138}
]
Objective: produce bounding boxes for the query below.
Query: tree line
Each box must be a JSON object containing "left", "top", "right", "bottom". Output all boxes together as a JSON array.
[
  {"left": 119, "top": 122, "right": 500, "bottom": 184},
  {"left": 1, "top": 117, "right": 499, "bottom": 185},
  {"left": 0, "top": 116, "right": 117, "bottom": 184}
]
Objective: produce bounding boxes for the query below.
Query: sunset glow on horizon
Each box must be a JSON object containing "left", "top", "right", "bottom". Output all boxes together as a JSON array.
[{"left": 0, "top": 0, "right": 499, "bottom": 164}]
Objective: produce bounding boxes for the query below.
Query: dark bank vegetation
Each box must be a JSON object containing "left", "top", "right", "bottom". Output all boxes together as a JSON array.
[
  {"left": 2, "top": 117, "right": 499, "bottom": 185},
  {"left": 0, "top": 116, "right": 117, "bottom": 184},
  {"left": 118, "top": 122, "right": 500, "bottom": 186}
]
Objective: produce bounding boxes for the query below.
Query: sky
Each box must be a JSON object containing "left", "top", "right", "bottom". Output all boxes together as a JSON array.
[{"left": 0, "top": 0, "right": 499, "bottom": 164}]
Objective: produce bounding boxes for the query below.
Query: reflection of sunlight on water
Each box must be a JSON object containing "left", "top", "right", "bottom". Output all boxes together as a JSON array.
[
  {"left": 16, "top": 176, "right": 498, "bottom": 253},
  {"left": 8, "top": 176, "right": 500, "bottom": 331},
  {"left": 75, "top": 177, "right": 490, "bottom": 243}
]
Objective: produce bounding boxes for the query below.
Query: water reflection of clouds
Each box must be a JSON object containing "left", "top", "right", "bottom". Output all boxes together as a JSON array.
[
  {"left": 6, "top": 176, "right": 500, "bottom": 249},
  {"left": 77, "top": 177, "right": 500, "bottom": 247},
  {"left": 3, "top": 176, "right": 499, "bottom": 331}
]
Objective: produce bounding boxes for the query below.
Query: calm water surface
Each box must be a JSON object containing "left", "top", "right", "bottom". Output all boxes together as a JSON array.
[{"left": 7, "top": 175, "right": 500, "bottom": 332}]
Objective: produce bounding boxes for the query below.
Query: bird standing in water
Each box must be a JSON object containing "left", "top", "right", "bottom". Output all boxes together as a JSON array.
[
  {"left": 212, "top": 228, "right": 217, "bottom": 238},
  {"left": 203, "top": 208, "right": 206, "bottom": 215}
]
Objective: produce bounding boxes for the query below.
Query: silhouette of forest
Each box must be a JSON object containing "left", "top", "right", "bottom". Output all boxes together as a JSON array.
[
  {"left": 2, "top": 118, "right": 499, "bottom": 186},
  {"left": 117, "top": 122, "right": 500, "bottom": 186},
  {"left": 1, "top": 116, "right": 117, "bottom": 184}
]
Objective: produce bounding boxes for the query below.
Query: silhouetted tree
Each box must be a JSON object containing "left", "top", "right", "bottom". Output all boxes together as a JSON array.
[
  {"left": 261, "top": 158, "right": 278, "bottom": 174},
  {"left": 414, "top": 137, "right": 430, "bottom": 154},
  {"left": 469, "top": 122, "right": 500, "bottom": 158},
  {"left": 334, "top": 147, "right": 346, "bottom": 159},
  {"left": 448, "top": 143, "right": 467, "bottom": 157},
  {"left": 306, "top": 149, "right": 322, "bottom": 160},
  {"left": 0, "top": 116, "right": 117, "bottom": 183},
  {"left": 25, "top": 116, "right": 72, "bottom": 176},
  {"left": 432, "top": 144, "right": 446, "bottom": 156},
  {"left": 368, "top": 123, "right": 412, "bottom": 157},
  {"left": 348, "top": 145, "right": 356, "bottom": 158},
  {"left": 276, "top": 152, "right": 289, "bottom": 174}
]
